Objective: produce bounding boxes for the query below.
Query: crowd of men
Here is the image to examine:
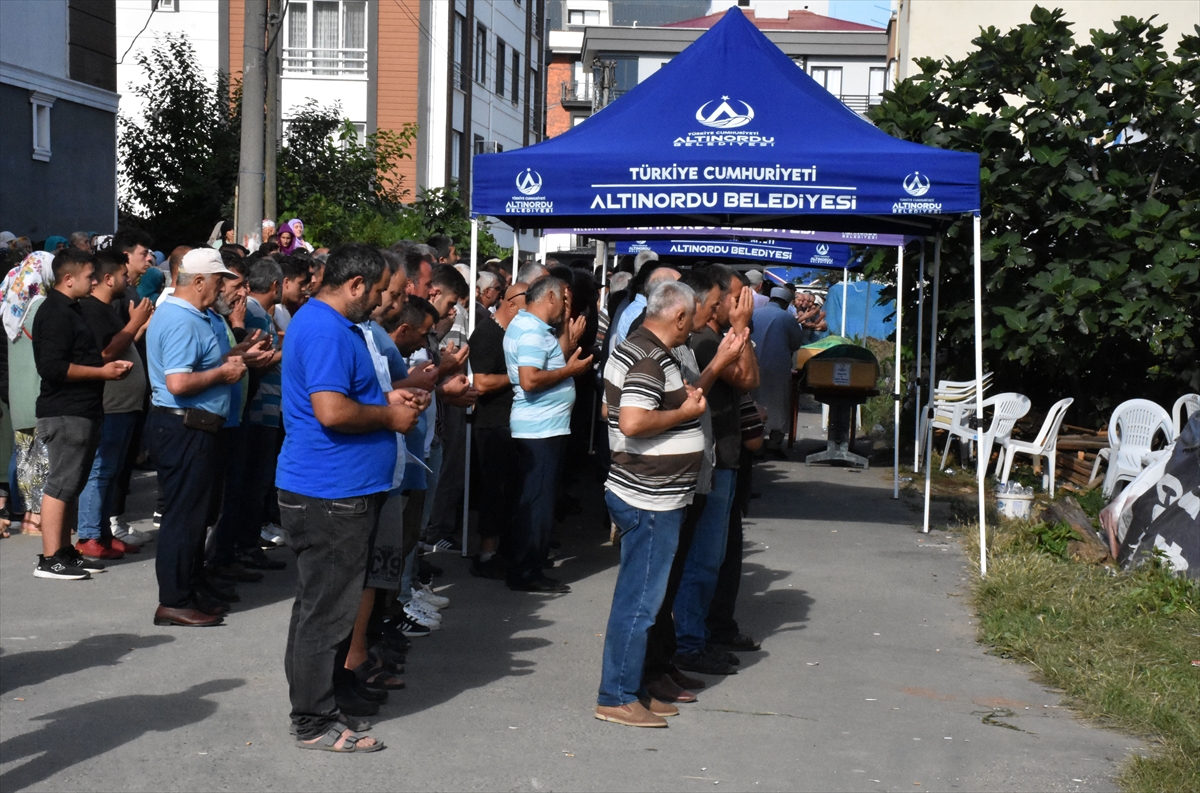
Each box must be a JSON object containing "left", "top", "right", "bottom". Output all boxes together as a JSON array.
[{"left": 0, "top": 227, "right": 825, "bottom": 749}]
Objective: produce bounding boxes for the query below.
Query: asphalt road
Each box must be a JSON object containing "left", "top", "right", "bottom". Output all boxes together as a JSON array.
[{"left": 0, "top": 410, "right": 1137, "bottom": 792}]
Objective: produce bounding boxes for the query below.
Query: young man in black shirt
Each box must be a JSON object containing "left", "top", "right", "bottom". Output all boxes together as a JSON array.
[
  {"left": 32, "top": 248, "right": 133, "bottom": 580},
  {"left": 467, "top": 282, "right": 524, "bottom": 579}
]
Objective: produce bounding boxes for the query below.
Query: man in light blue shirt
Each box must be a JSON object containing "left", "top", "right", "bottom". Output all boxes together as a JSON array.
[{"left": 501, "top": 276, "right": 591, "bottom": 592}]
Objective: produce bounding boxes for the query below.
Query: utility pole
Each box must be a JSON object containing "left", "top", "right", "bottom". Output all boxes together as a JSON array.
[
  {"left": 236, "top": 0, "right": 267, "bottom": 249},
  {"left": 264, "top": 0, "right": 281, "bottom": 223}
]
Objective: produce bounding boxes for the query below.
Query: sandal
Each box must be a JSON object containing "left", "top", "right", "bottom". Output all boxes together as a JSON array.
[
  {"left": 369, "top": 642, "right": 406, "bottom": 671},
  {"left": 350, "top": 657, "right": 405, "bottom": 691},
  {"left": 296, "top": 722, "right": 384, "bottom": 753}
]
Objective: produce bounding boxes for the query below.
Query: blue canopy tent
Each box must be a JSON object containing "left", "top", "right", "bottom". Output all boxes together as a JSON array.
[
  {"left": 468, "top": 8, "right": 990, "bottom": 571},
  {"left": 615, "top": 238, "right": 856, "bottom": 267}
]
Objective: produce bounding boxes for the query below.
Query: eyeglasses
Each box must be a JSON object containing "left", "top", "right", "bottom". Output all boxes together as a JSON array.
[{"left": 507, "top": 291, "right": 527, "bottom": 302}]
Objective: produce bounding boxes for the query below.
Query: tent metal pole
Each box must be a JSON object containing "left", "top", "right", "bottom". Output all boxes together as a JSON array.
[
  {"left": 840, "top": 267, "right": 848, "bottom": 335},
  {"left": 914, "top": 242, "right": 926, "bottom": 471},
  {"left": 590, "top": 240, "right": 607, "bottom": 455},
  {"left": 462, "top": 217, "right": 480, "bottom": 558},
  {"left": 922, "top": 237, "right": 941, "bottom": 533},
  {"left": 893, "top": 244, "right": 903, "bottom": 500},
  {"left": 972, "top": 214, "right": 987, "bottom": 575}
]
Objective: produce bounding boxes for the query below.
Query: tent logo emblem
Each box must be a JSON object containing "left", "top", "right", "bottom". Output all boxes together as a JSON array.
[
  {"left": 695, "top": 96, "right": 755, "bottom": 129},
  {"left": 815, "top": 243, "right": 830, "bottom": 256},
  {"left": 516, "top": 169, "right": 543, "bottom": 196},
  {"left": 903, "top": 172, "right": 931, "bottom": 197}
]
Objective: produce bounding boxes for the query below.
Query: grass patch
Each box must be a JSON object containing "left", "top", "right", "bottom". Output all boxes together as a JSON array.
[{"left": 958, "top": 517, "right": 1200, "bottom": 792}]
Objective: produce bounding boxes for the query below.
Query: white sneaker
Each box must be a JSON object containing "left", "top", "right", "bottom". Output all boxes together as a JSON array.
[
  {"left": 403, "top": 603, "right": 441, "bottom": 630},
  {"left": 412, "top": 584, "right": 450, "bottom": 610},
  {"left": 406, "top": 599, "right": 442, "bottom": 622},
  {"left": 111, "top": 516, "right": 152, "bottom": 546},
  {"left": 260, "top": 523, "right": 287, "bottom": 547}
]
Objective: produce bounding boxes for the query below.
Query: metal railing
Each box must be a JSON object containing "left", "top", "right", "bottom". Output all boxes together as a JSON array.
[
  {"left": 561, "top": 81, "right": 595, "bottom": 104},
  {"left": 282, "top": 47, "right": 368, "bottom": 77},
  {"left": 838, "top": 94, "right": 884, "bottom": 114}
]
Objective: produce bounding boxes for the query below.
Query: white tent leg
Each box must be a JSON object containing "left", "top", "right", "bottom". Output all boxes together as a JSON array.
[
  {"left": 893, "top": 245, "right": 903, "bottom": 499},
  {"left": 922, "top": 238, "right": 942, "bottom": 533},
  {"left": 972, "top": 214, "right": 987, "bottom": 575},
  {"left": 462, "top": 218, "right": 480, "bottom": 558},
  {"left": 840, "top": 266, "right": 848, "bottom": 336},
  {"left": 914, "top": 242, "right": 926, "bottom": 471}
]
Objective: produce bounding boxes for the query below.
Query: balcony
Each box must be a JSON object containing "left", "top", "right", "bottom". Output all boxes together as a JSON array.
[
  {"left": 838, "top": 94, "right": 884, "bottom": 115},
  {"left": 282, "top": 47, "right": 368, "bottom": 77},
  {"left": 560, "top": 81, "right": 594, "bottom": 107}
]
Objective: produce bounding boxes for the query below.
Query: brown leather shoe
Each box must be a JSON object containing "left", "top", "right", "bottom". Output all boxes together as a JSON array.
[
  {"left": 646, "top": 673, "right": 697, "bottom": 703},
  {"left": 594, "top": 701, "right": 668, "bottom": 728},
  {"left": 667, "top": 665, "right": 706, "bottom": 690},
  {"left": 641, "top": 697, "right": 680, "bottom": 717},
  {"left": 153, "top": 605, "right": 223, "bottom": 627}
]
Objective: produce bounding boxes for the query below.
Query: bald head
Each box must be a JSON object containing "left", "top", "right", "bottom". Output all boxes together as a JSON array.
[{"left": 642, "top": 266, "right": 680, "bottom": 296}]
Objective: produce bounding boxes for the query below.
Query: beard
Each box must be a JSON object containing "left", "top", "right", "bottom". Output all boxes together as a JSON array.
[
  {"left": 345, "top": 292, "right": 374, "bottom": 324},
  {"left": 215, "top": 294, "right": 232, "bottom": 316}
]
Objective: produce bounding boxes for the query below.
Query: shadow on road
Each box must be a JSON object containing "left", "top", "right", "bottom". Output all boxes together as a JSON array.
[
  {"left": 0, "top": 634, "right": 175, "bottom": 695},
  {"left": 0, "top": 678, "right": 243, "bottom": 792}
]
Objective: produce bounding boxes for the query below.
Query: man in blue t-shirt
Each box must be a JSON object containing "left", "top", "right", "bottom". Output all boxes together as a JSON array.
[
  {"left": 501, "top": 275, "right": 591, "bottom": 593},
  {"left": 276, "top": 243, "right": 421, "bottom": 753}
]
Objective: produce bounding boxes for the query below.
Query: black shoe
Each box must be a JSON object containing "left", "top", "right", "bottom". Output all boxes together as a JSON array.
[
  {"left": 371, "top": 641, "right": 407, "bottom": 669},
  {"left": 191, "top": 589, "right": 231, "bottom": 616},
  {"left": 33, "top": 554, "right": 90, "bottom": 580},
  {"left": 710, "top": 632, "right": 761, "bottom": 652},
  {"left": 706, "top": 645, "right": 740, "bottom": 666},
  {"left": 200, "top": 577, "right": 239, "bottom": 603},
  {"left": 419, "top": 558, "right": 443, "bottom": 578},
  {"left": 469, "top": 555, "right": 506, "bottom": 580},
  {"left": 209, "top": 561, "right": 263, "bottom": 583},
  {"left": 673, "top": 650, "right": 736, "bottom": 676},
  {"left": 507, "top": 577, "right": 570, "bottom": 594},
  {"left": 432, "top": 536, "right": 462, "bottom": 553},
  {"left": 379, "top": 622, "right": 414, "bottom": 651},
  {"left": 59, "top": 547, "right": 104, "bottom": 574},
  {"left": 237, "top": 547, "right": 286, "bottom": 571},
  {"left": 548, "top": 538, "right": 562, "bottom": 550},
  {"left": 350, "top": 677, "right": 388, "bottom": 704}
]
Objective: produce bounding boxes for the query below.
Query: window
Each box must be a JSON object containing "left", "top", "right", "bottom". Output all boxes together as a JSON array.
[
  {"left": 30, "top": 92, "right": 54, "bottom": 162},
  {"left": 568, "top": 9, "right": 600, "bottom": 25},
  {"left": 475, "top": 25, "right": 488, "bottom": 86},
  {"left": 511, "top": 51, "right": 520, "bottom": 106},
  {"left": 810, "top": 66, "right": 843, "bottom": 96},
  {"left": 283, "top": 0, "right": 367, "bottom": 76},
  {"left": 453, "top": 13, "right": 467, "bottom": 89},
  {"left": 496, "top": 39, "right": 507, "bottom": 98},
  {"left": 869, "top": 67, "right": 887, "bottom": 101},
  {"left": 154, "top": 0, "right": 179, "bottom": 11},
  {"left": 450, "top": 131, "right": 462, "bottom": 181}
]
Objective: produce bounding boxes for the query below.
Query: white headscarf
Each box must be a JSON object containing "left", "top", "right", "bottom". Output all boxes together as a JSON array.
[{"left": 1, "top": 251, "right": 55, "bottom": 341}]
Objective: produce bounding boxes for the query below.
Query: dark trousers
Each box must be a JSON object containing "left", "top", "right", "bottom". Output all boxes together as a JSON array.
[
  {"left": 707, "top": 452, "right": 753, "bottom": 640},
  {"left": 244, "top": 423, "right": 280, "bottom": 534},
  {"left": 206, "top": 425, "right": 246, "bottom": 567},
  {"left": 280, "top": 489, "right": 384, "bottom": 739},
  {"left": 508, "top": 435, "right": 565, "bottom": 585},
  {"left": 643, "top": 493, "right": 706, "bottom": 681},
  {"left": 111, "top": 410, "right": 147, "bottom": 518},
  {"left": 148, "top": 411, "right": 220, "bottom": 608},
  {"left": 424, "top": 404, "right": 466, "bottom": 543},
  {"left": 473, "top": 425, "right": 518, "bottom": 546}
]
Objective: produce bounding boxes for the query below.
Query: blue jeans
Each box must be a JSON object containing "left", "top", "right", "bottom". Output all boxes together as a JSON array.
[
  {"left": 597, "top": 490, "right": 684, "bottom": 707},
  {"left": 419, "top": 437, "right": 443, "bottom": 542},
  {"left": 76, "top": 412, "right": 139, "bottom": 541},
  {"left": 674, "top": 467, "right": 737, "bottom": 654},
  {"left": 508, "top": 436, "right": 566, "bottom": 585}
]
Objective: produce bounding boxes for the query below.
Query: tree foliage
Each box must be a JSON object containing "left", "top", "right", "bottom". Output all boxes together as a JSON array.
[
  {"left": 867, "top": 7, "right": 1200, "bottom": 422},
  {"left": 118, "top": 34, "right": 240, "bottom": 245}
]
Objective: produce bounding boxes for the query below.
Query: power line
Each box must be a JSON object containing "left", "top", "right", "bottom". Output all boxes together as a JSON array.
[{"left": 118, "top": 7, "right": 157, "bottom": 65}]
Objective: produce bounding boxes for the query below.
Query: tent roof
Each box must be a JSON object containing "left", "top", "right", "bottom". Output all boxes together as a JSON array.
[{"left": 471, "top": 7, "right": 979, "bottom": 235}]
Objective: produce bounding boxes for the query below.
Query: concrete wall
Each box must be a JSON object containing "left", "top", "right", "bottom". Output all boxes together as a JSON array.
[
  {"left": 0, "top": 83, "right": 117, "bottom": 238},
  {"left": 0, "top": 1, "right": 70, "bottom": 80}
]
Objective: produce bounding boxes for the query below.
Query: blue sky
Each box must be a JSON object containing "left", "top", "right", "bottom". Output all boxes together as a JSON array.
[{"left": 828, "top": 0, "right": 895, "bottom": 29}]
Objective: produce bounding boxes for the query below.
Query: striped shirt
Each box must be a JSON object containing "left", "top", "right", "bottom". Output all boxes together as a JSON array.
[
  {"left": 504, "top": 309, "right": 575, "bottom": 439},
  {"left": 604, "top": 326, "right": 705, "bottom": 511}
]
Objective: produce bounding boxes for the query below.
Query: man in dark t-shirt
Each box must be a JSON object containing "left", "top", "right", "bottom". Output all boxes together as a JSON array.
[{"left": 467, "top": 283, "right": 524, "bottom": 579}]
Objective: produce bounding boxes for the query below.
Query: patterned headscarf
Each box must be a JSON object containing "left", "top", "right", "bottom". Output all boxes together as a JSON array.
[{"left": 1, "top": 251, "right": 55, "bottom": 341}]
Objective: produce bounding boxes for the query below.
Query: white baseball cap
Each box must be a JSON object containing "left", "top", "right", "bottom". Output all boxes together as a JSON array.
[{"left": 179, "top": 248, "right": 238, "bottom": 277}]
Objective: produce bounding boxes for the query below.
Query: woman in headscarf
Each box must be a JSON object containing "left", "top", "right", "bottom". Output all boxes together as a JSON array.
[
  {"left": 0, "top": 251, "right": 55, "bottom": 535},
  {"left": 285, "top": 218, "right": 314, "bottom": 253},
  {"left": 277, "top": 226, "right": 297, "bottom": 255},
  {"left": 0, "top": 232, "right": 15, "bottom": 250},
  {"left": 262, "top": 219, "right": 276, "bottom": 242},
  {"left": 42, "top": 236, "right": 68, "bottom": 252},
  {"left": 208, "top": 220, "right": 234, "bottom": 249}
]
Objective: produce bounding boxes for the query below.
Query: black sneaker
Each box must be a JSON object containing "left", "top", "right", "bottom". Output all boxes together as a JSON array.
[
  {"left": 709, "top": 632, "right": 761, "bottom": 652},
  {"left": 395, "top": 614, "right": 431, "bottom": 638},
  {"left": 237, "top": 547, "right": 287, "bottom": 571},
  {"left": 706, "top": 645, "right": 740, "bottom": 667},
  {"left": 60, "top": 547, "right": 105, "bottom": 574},
  {"left": 433, "top": 537, "right": 462, "bottom": 553},
  {"left": 469, "top": 554, "right": 506, "bottom": 580},
  {"left": 33, "top": 554, "right": 90, "bottom": 580},
  {"left": 673, "top": 650, "right": 737, "bottom": 676}
]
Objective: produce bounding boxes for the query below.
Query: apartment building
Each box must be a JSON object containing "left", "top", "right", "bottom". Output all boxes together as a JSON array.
[
  {"left": 1, "top": 0, "right": 119, "bottom": 238},
  {"left": 115, "top": 0, "right": 547, "bottom": 247}
]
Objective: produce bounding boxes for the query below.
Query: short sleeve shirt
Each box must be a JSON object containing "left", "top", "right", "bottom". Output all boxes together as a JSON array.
[
  {"left": 79, "top": 295, "right": 146, "bottom": 414},
  {"left": 468, "top": 316, "right": 512, "bottom": 430},
  {"left": 276, "top": 299, "right": 396, "bottom": 499},
  {"left": 503, "top": 310, "right": 575, "bottom": 439},
  {"left": 691, "top": 325, "right": 742, "bottom": 469},
  {"left": 145, "top": 296, "right": 231, "bottom": 417},
  {"left": 245, "top": 297, "right": 282, "bottom": 427}
]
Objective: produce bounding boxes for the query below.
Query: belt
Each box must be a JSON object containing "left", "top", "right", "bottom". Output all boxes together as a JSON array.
[{"left": 151, "top": 406, "right": 187, "bottom": 417}]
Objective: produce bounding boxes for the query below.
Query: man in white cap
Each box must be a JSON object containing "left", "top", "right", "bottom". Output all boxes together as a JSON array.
[
  {"left": 750, "top": 283, "right": 808, "bottom": 458},
  {"left": 145, "top": 248, "right": 268, "bottom": 627}
]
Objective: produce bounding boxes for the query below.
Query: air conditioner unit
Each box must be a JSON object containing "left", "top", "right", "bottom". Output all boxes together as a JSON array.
[{"left": 475, "top": 140, "right": 503, "bottom": 154}]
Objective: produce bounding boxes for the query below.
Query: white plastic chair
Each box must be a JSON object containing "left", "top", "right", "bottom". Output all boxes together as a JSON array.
[
  {"left": 998, "top": 397, "right": 1073, "bottom": 496},
  {"left": 940, "top": 391, "right": 1030, "bottom": 472},
  {"left": 918, "top": 374, "right": 992, "bottom": 471},
  {"left": 1088, "top": 399, "right": 1173, "bottom": 497},
  {"left": 1172, "top": 393, "right": 1199, "bottom": 438}
]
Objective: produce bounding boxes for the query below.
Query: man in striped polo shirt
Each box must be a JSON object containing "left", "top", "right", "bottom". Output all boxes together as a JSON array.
[
  {"left": 502, "top": 275, "right": 591, "bottom": 593},
  {"left": 596, "top": 280, "right": 708, "bottom": 728}
]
